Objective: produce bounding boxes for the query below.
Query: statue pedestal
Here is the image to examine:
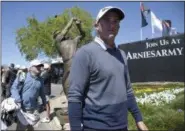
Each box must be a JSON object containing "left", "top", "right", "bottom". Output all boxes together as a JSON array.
[
  {"left": 54, "top": 108, "right": 69, "bottom": 126},
  {"left": 49, "top": 95, "right": 69, "bottom": 130}
]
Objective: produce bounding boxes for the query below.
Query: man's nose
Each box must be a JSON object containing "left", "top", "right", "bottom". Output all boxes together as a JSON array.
[{"left": 110, "top": 22, "right": 118, "bottom": 29}]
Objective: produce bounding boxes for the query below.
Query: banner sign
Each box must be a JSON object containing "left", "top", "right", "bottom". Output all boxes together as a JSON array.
[{"left": 118, "top": 34, "right": 184, "bottom": 82}]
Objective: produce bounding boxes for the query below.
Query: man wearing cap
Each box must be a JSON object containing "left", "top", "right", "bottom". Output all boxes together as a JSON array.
[
  {"left": 68, "top": 6, "right": 148, "bottom": 131},
  {"left": 11, "top": 59, "right": 47, "bottom": 130}
]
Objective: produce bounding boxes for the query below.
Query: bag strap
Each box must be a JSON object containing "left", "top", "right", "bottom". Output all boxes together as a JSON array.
[{"left": 18, "top": 73, "right": 27, "bottom": 98}]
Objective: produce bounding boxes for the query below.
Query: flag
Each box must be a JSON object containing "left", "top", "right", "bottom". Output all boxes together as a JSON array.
[
  {"left": 162, "top": 20, "right": 171, "bottom": 36},
  {"left": 151, "top": 11, "right": 163, "bottom": 34},
  {"left": 140, "top": 2, "right": 150, "bottom": 27}
]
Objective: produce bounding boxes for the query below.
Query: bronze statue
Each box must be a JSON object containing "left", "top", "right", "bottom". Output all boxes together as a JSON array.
[{"left": 53, "top": 17, "right": 85, "bottom": 98}]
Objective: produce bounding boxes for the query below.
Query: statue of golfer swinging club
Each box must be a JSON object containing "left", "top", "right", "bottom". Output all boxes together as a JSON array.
[{"left": 53, "top": 17, "right": 85, "bottom": 98}]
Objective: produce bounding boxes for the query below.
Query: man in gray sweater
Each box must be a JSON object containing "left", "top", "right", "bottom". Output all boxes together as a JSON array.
[{"left": 68, "top": 6, "right": 148, "bottom": 131}]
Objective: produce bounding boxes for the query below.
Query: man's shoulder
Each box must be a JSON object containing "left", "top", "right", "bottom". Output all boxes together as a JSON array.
[
  {"left": 72, "top": 41, "right": 97, "bottom": 61},
  {"left": 77, "top": 41, "right": 99, "bottom": 53},
  {"left": 25, "top": 73, "right": 43, "bottom": 84},
  {"left": 23, "top": 73, "right": 33, "bottom": 81}
]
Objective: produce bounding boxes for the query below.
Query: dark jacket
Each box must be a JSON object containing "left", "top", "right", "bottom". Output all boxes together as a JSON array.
[
  {"left": 41, "top": 70, "right": 51, "bottom": 95},
  {"left": 5, "top": 68, "right": 17, "bottom": 88}
]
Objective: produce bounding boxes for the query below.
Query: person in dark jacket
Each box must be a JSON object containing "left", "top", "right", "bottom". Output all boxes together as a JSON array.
[
  {"left": 40, "top": 63, "right": 52, "bottom": 123},
  {"left": 1, "top": 63, "right": 17, "bottom": 99}
]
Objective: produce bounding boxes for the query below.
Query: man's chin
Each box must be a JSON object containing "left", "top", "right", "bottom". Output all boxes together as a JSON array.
[
  {"left": 108, "top": 34, "right": 115, "bottom": 39},
  {"left": 35, "top": 72, "right": 41, "bottom": 76}
]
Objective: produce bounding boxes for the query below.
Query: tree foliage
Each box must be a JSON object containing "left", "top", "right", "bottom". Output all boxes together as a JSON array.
[{"left": 16, "top": 6, "right": 94, "bottom": 61}]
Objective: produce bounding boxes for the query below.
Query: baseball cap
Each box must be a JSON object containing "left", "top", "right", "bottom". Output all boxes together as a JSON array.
[
  {"left": 96, "top": 6, "right": 125, "bottom": 23},
  {"left": 30, "top": 59, "right": 43, "bottom": 67}
]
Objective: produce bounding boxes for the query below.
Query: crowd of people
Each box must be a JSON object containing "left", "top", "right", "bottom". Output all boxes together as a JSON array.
[
  {"left": 1, "top": 60, "right": 52, "bottom": 130},
  {"left": 1, "top": 63, "right": 26, "bottom": 101}
]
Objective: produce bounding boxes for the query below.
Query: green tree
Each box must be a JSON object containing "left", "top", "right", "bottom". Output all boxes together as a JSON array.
[{"left": 16, "top": 6, "right": 94, "bottom": 61}]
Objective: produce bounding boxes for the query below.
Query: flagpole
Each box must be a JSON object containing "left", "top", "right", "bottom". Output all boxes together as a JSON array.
[
  {"left": 140, "top": 2, "right": 142, "bottom": 41},
  {"left": 151, "top": 11, "right": 154, "bottom": 38},
  {"left": 151, "top": 23, "right": 154, "bottom": 38},
  {"left": 140, "top": 28, "right": 142, "bottom": 41}
]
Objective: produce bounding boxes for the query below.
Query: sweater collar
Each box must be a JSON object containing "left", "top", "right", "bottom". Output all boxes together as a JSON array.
[{"left": 94, "top": 36, "right": 117, "bottom": 51}]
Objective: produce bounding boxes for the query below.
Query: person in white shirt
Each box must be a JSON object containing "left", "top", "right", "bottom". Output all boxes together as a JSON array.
[{"left": 16, "top": 66, "right": 27, "bottom": 82}]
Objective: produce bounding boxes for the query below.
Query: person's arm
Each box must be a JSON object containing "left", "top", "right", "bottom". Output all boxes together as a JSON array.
[
  {"left": 136, "top": 121, "right": 148, "bottom": 131},
  {"left": 68, "top": 48, "right": 91, "bottom": 131},
  {"left": 39, "top": 79, "right": 47, "bottom": 106},
  {"left": 75, "top": 20, "right": 85, "bottom": 40},
  {"left": 61, "top": 18, "right": 75, "bottom": 36},
  {"left": 125, "top": 65, "right": 148, "bottom": 130},
  {"left": 53, "top": 18, "right": 75, "bottom": 43},
  {"left": 10, "top": 77, "right": 22, "bottom": 103},
  {"left": 122, "top": 51, "right": 148, "bottom": 130},
  {"left": 41, "top": 70, "right": 49, "bottom": 81},
  {"left": 125, "top": 64, "right": 143, "bottom": 122}
]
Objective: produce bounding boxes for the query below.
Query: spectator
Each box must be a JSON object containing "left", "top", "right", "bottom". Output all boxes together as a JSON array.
[
  {"left": 1, "top": 63, "right": 16, "bottom": 99},
  {"left": 11, "top": 59, "right": 48, "bottom": 131},
  {"left": 16, "top": 66, "right": 27, "bottom": 82}
]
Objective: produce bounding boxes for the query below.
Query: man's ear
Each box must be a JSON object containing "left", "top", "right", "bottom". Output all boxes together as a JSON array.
[{"left": 93, "top": 21, "right": 99, "bottom": 30}]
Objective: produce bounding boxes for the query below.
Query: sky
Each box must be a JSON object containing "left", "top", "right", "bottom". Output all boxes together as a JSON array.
[{"left": 1, "top": 1, "right": 184, "bottom": 67}]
